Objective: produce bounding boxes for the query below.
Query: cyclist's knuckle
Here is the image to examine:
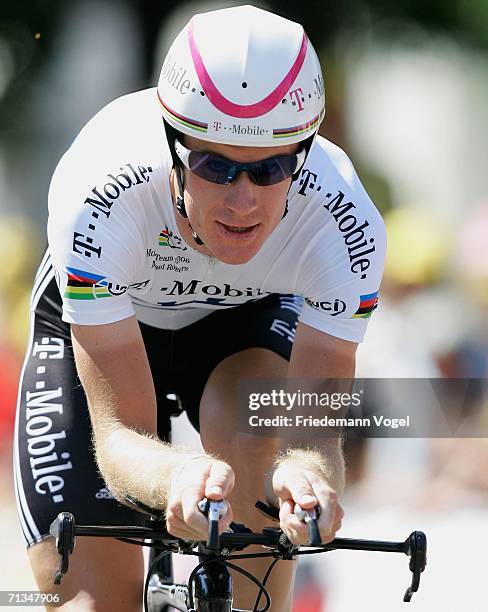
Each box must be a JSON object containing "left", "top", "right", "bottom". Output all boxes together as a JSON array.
[
  {"left": 166, "top": 500, "right": 181, "bottom": 516},
  {"left": 166, "top": 518, "right": 177, "bottom": 533}
]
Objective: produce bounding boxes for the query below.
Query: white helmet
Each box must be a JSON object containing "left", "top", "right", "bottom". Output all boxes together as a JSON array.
[{"left": 157, "top": 4, "right": 325, "bottom": 148}]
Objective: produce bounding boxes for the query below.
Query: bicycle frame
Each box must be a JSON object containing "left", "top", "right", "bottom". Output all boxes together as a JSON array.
[{"left": 146, "top": 544, "right": 186, "bottom": 612}]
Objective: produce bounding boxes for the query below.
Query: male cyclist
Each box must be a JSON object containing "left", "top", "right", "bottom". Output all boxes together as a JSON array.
[{"left": 14, "top": 5, "right": 386, "bottom": 610}]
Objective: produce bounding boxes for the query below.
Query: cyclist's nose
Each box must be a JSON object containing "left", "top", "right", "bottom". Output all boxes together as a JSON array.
[{"left": 223, "top": 171, "right": 259, "bottom": 215}]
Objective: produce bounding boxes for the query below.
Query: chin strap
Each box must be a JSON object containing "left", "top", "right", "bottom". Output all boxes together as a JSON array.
[
  {"left": 191, "top": 230, "right": 204, "bottom": 245},
  {"left": 280, "top": 179, "right": 294, "bottom": 220},
  {"left": 174, "top": 166, "right": 204, "bottom": 245},
  {"left": 282, "top": 198, "right": 289, "bottom": 219}
]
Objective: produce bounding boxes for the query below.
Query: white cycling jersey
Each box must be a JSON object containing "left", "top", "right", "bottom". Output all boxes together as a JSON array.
[{"left": 47, "top": 88, "right": 386, "bottom": 342}]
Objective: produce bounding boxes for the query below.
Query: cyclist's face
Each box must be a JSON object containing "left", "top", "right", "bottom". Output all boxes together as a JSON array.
[{"left": 178, "top": 135, "right": 299, "bottom": 264}]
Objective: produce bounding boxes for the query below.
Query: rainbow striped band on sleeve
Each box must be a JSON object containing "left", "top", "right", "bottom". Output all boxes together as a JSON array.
[
  {"left": 64, "top": 267, "right": 111, "bottom": 300},
  {"left": 352, "top": 291, "right": 379, "bottom": 318}
]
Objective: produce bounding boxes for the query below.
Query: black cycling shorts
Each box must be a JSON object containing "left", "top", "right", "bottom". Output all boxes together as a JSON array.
[{"left": 13, "top": 251, "right": 303, "bottom": 548}]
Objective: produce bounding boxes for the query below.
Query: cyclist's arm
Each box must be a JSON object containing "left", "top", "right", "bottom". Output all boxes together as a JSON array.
[
  {"left": 268, "top": 321, "right": 356, "bottom": 499},
  {"left": 290, "top": 321, "right": 356, "bottom": 378},
  {"left": 71, "top": 315, "right": 204, "bottom": 509}
]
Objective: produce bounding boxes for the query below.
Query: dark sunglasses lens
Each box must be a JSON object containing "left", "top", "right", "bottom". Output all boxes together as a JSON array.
[
  {"left": 188, "top": 152, "right": 233, "bottom": 184},
  {"left": 187, "top": 151, "right": 297, "bottom": 186},
  {"left": 249, "top": 157, "right": 295, "bottom": 186}
]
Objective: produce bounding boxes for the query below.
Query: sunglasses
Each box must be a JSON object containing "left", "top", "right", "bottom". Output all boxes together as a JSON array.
[{"left": 174, "top": 138, "right": 306, "bottom": 186}]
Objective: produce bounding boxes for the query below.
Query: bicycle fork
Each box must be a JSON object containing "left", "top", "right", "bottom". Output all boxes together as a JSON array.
[{"left": 146, "top": 548, "right": 189, "bottom": 612}]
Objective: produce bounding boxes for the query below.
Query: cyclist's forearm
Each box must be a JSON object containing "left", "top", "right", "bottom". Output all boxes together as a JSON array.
[{"left": 95, "top": 426, "right": 204, "bottom": 509}]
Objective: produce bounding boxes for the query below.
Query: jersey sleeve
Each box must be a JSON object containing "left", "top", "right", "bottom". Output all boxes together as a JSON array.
[
  {"left": 47, "top": 151, "right": 144, "bottom": 326},
  {"left": 296, "top": 147, "right": 387, "bottom": 343},
  {"left": 299, "top": 266, "right": 385, "bottom": 343}
]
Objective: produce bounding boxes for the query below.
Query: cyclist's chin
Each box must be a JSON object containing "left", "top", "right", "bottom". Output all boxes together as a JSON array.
[{"left": 208, "top": 222, "right": 265, "bottom": 264}]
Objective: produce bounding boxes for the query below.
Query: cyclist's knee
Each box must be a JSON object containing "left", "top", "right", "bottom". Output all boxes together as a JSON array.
[
  {"left": 28, "top": 538, "right": 93, "bottom": 610},
  {"left": 27, "top": 536, "right": 143, "bottom": 611}
]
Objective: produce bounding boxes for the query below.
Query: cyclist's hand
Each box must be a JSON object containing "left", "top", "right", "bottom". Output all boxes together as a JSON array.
[
  {"left": 166, "top": 456, "right": 234, "bottom": 540},
  {"left": 272, "top": 463, "right": 344, "bottom": 545}
]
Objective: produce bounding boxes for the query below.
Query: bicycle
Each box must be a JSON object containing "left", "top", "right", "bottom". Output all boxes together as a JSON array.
[{"left": 49, "top": 497, "right": 427, "bottom": 611}]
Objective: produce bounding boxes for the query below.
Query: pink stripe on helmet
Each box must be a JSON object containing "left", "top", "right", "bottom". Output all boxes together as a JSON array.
[{"left": 188, "top": 20, "right": 308, "bottom": 119}]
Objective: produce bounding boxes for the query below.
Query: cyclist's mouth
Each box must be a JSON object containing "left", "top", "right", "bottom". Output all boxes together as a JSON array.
[{"left": 217, "top": 222, "right": 260, "bottom": 239}]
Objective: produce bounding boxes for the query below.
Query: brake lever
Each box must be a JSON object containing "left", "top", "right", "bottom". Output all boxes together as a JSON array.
[
  {"left": 48, "top": 512, "right": 76, "bottom": 585},
  {"left": 198, "top": 498, "right": 228, "bottom": 549},
  {"left": 294, "top": 504, "right": 322, "bottom": 546},
  {"left": 403, "top": 531, "right": 427, "bottom": 602}
]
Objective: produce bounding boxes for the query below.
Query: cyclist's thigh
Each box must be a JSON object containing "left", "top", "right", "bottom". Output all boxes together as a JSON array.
[{"left": 14, "top": 263, "right": 146, "bottom": 610}]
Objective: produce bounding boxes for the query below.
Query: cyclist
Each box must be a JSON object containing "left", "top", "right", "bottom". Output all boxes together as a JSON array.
[{"left": 14, "top": 5, "right": 386, "bottom": 611}]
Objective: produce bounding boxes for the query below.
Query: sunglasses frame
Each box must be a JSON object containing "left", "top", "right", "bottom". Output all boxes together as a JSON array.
[{"left": 174, "top": 138, "right": 306, "bottom": 186}]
